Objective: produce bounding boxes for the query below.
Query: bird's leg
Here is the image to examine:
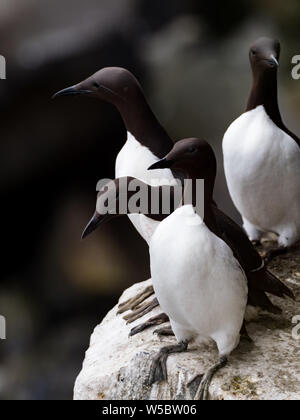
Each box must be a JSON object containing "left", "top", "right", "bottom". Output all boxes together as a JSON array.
[
  {"left": 148, "top": 340, "right": 188, "bottom": 385},
  {"left": 262, "top": 246, "right": 288, "bottom": 264},
  {"left": 129, "top": 313, "right": 169, "bottom": 337},
  {"left": 190, "top": 356, "right": 228, "bottom": 400},
  {"left": 117, "top": 285, "right": 154, "bottom": 314},
  {"left": 123, "top": 298, "right": 159, "bottom": 323},
  {"left": 153, "top": 326, "right": 174, "bottom": 337}
]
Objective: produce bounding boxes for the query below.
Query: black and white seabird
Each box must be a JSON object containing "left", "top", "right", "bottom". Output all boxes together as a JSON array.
[
  {"left": 223, "top": 37, "right": 300, "bottom": 262},
  {"left": 53, "top": 67, "right": 178, "bottom": 317},
  {"left": 147, "top": 138, "right": 247, "bottom": 399},
  {"left": 83, "top": 138, "right": 294, "bottom": 399},
  {"left": 53, "top": 67, "right": 176, "bottom": 243}
]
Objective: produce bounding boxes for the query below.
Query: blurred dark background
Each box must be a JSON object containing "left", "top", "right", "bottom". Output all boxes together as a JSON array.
[{"left": 0, "top": 0, "right": 299, "bottom": 400}]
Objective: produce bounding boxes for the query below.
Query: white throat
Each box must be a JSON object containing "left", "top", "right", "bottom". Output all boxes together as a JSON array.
[
  {"left": 115, "top": 132, "right": 176, "bottom": 185},
  {"left": 115, "top": 132, "right": 178, "bottom": 243}
]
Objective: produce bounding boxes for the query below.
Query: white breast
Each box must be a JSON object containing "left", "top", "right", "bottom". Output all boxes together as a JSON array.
[
  {"left": 223, "top": 106, "right": 300, "bottom": 245},
  {"left": 149, "top": 205, "right": 248, "bottom": 355},
  {"left": 115, "top": 132, "right": 177, "bottom": 244}
]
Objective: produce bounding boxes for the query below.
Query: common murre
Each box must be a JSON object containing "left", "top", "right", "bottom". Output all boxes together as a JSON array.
[
  {"left": 147, "top": 138, "right": 247, "bottom": 399},
  {"left": 53, "top": 67, "right": 176, "bottom": 243},
  {"left": 223, "top": 37, "right": 300, "bottom": 262},
  {"left": 53, "top": 67, "right": 177, "bottom": 320}
]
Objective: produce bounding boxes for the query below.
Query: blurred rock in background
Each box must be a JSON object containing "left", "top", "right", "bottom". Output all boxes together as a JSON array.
[{"left": 0, "top": 0, "right": 299, "bottom": 399}]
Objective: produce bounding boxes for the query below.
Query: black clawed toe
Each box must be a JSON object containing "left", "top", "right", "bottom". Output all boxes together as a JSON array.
[
  {"left": 129, "top": 313, "right": 169, "bottom": 337},
  {"left": 153, "top": 327, "right": 174, "bottom": 337},
  {"left": 117, "top": 285, "right": 155, "bottom": 314},
  {"left": 148, "top": 341, "right": 188, "bottom": 386},
  {"left": 194, "top": 356, "right": 228, "bottom": 400},
  {"left": 123, "top": 298, "right": 159, "bottom": 323}
]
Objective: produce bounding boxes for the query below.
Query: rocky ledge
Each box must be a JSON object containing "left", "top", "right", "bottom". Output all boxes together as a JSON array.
[{"left": 74, "top": 245, "right": 300, "bottom": 400}]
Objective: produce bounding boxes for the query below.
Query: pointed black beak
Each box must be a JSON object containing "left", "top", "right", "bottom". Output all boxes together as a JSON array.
[
  {"left": 267, "top": 54, "right": 279, "bottom": 68},
  {"left": 81, "top": 212, "right": 103, "bottom": 240},
  {"left": 52, "top": 86, "right": 93, "bottom": 99},
  {"left": 148, "top": 158, "right": 173, "bottom": 170}
]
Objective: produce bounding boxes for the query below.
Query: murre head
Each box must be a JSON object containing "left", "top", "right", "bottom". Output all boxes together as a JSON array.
[
  {"left": 149, "top": 138, "right": 218, "bottom": 227},
  {"left": 53, "top": 67, "right": 172, "bottom": 157},
  {"left": 249, "top": 37, "right": 280, "bottom": 72},
  {"left": 148, "top": 138, "right": 217, "bottom": 183},
  {"left": 53, "top": 67, "right": 144, "bottom": 105},
  {"left": 246, "top": 37, "right": 282, "bottom": 122}
]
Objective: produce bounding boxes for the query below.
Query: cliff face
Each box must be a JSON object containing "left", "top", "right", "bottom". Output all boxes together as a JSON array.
[{"left": 74, "top": 247, "right": 300, "bottom": 400}]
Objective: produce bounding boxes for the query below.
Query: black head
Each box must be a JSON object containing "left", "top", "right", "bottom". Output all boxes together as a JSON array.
[
  {"left": 53, "top": 67, "right": 144, "bottom": 106},
  {"left": 52, "top": 66, "right": 173, "bottom": 156},
  {"left": 249, "top": 37, "right": 280, "bottom": 73},
  {"left": 149, "top": 138, "right": 217, "bottom": 183}
]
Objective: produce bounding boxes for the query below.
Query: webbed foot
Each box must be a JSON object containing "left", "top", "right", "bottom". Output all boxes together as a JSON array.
[
  {"left": 117, "top": 285, "right": 154, "bottom": 314},
  {"left": 153, "top": 327, "right": 174, "bottom": 337},
  {"left": 148, "top": 341, "right": 188, "bottom": 385},
  {"left": 194, "top": 356, "right": 228, "bottom": 400},
  {"left": 124, "top": 298, "right": 159, "bottom": 324},
  {"left": 129, "top": 313, "right": 169, "bottom": 337}
]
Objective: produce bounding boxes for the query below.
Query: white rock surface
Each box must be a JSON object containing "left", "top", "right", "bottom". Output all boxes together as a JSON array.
[{"left": 74, "top": 249, "right": 300, "bottom": 400}]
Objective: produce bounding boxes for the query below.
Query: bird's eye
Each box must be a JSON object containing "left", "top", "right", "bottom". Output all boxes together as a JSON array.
[
  {"left": 187, "top": 146, "right": 197, "bottom": 153},
  {"left": 93, "top": 82, "right": 100, "bottom": 88},
  {"left": 251, "top": 50, "right": 257, "bottom": 56}
]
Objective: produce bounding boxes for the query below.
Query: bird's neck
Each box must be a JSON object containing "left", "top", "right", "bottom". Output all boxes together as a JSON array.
[
  {"left": 116, "top": 99, "right": 173, "bottom": 158},
  {"left": 246, "top": 70, "right": 283, "bottom": 127}
]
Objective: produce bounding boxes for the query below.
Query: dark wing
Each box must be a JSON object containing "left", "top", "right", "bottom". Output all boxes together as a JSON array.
[
  {"left": 213, "top": 205, "right": 294, "bottom": 307},
  {"left": 248, "top": 268, "right": 294, "bottom": 300},
  {"left": 213, "top": 205, "right": 262, "bottom": 271},
  {"left": 247, "top": 287, "right": 281, "bottom": 314}
]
